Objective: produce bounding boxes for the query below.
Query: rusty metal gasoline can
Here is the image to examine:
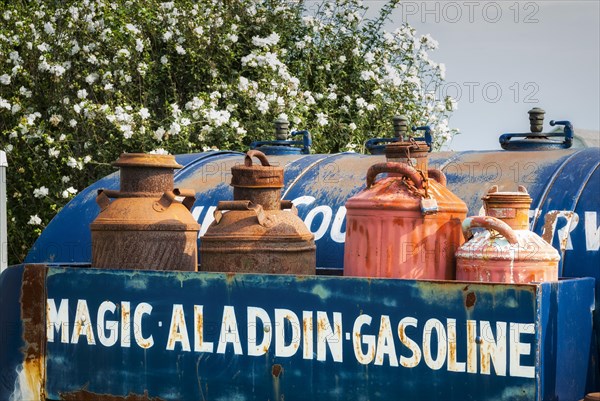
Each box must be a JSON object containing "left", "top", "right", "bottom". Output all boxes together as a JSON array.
[
  {"left": 456, "top": 185, "right": 560, "bottom": 283},
  {"left": 200, "top": 150, "right": 316, "bottom": 274},
  {"left": 91, "top": 153, "right": 199, "bottom": 270},
  {"left": 344, "top": 140, "right": 468, "bottom": 279}
]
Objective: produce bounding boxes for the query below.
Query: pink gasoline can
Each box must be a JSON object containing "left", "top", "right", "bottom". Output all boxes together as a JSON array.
[
  {"left": 456, "top": 185, "right": 560, "bottom": 283},
  {"left": 344, "top": 141, "right": 468, "bottom": 279}
]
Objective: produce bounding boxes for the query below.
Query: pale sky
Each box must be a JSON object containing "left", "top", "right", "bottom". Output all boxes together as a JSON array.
[{"left": 375, "top": 0, "right": 600, "bottom": 150}]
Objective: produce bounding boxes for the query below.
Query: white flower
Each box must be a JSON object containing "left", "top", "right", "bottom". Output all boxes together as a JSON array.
[
  {"left": 43, "top": 22, "right": 55, "bottom": 35},
  {"left": 135, "top": 38, "right": 144, "bottom": 52},
  {"left": 327, "top": 92, "right": 337, "bottom": 101},
  {"left": 360, "top": 70, "right": 375, "bottom": 81},
  {"left": 154, "top": 127, "right": 165, "bottom": 141},
  {"left": 11, "top": 104, "right": 21, "bottom": 114},
  {"left": 163, "top": 31, "right": 173, "bottom": 41},
  {"left": 338, "top": 55, "right": 346, "bottom": 63},
  {"left": 193, "top": 27, "right": 204, "bottom": 36},
  {"left": 316, "top": 112, "right": 328, "bottom": 126},
  {"left": 117, "top": 49, "right": 130, "bottom": 58},
  {"left": 104, "top": 83, "right": 114, "bottom": 91},
  {"left": 69, "top": 119, "right": 77, "bottom": 127},
  {"left": 238, "top": 76, "right": 249, "bottom": 92},
  {"left": 133, "top": 108, "right": 148, "bottom": 120},
  {"left": 349, "top": 123, "right": 357, "bottom": 131},
  {"left": 252, "top": 32, "right": 280, "bottom": 48},
  {"left": 61, "top": 176, "right": 70, "bottom": 183},
  {"left": 227, "top": 34, "right": 238, "bottom": 43},
  {"left": 175, "top": 45, "right": 186, "bottom": 55},
  {"left": 160, "top": 55, "right": 168, "bottom": 65},
  {"left": 180, "top": 117, "right": 191, "bottom": 126},
  {"left": 149, "top": 148, "right": 169, "bottom": 155},
  {"left": 33, "top": 186, "right": 49, "bottom": 198},
  {"left": 77, "top": 89, "right": 88, "bottom": 99},
  {"left": 364, "top": 52, "right": 375, "bottom": 64},
  {"left": 0, "top": 97, "right": 11, "bottom": 110},
  {"left": 257, "top": 99, "right": 269, "bottom": 114},
  {"left": 0, "top": 74, "right": 11, "bottom": 85},
  {"left": 169, "top": 121, "right": 181, "bottom": 135},
  {"left": 125, "top": 23, "right": 140, "bottom": 35},
  {"left": 48, "top": 147, "right": 60, "bottom": 158},
  {"left": 28, "top": 215, "right": 42, "bottom": 225},
  {"left": 19, "top": 87, "right": 32, "bottom": 97},
  {"left": 85, "top": 73, "right": 99, "bottom": 84},
  {"left": 61, "top": 187, "right": 78, "bottom": 198},
  {"left": 438, "top": 63, "right": 446, "bottom": 80},
  {"left": 356, "top": 97, "right": 367, "bottom": 109}
]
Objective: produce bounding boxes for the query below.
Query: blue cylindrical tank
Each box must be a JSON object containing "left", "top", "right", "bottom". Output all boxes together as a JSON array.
[{"left": 27, "top": 148, "right": 599, "bottom": 280}]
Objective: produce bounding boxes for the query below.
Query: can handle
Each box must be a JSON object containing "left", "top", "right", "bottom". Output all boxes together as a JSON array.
[
  {"left": 245, "top": 150, "right": 271, "bottom": 167},
  {"left": 462, "top": 216, "right": 518, "bottom": 245},
  {"left": 153, "top": 188, "right": 197, "bottom": 212},
  {"left": 214, "top": 200, "right": 270, "bottom": 227},
  {"left": 366, "top": 162, "right": 424, "bottom": 189},
  {"left": 96, "top": 189, "right": 115, "bottom": 211},
  {"left": 427, "top": 168, "right": 446, "bottom": 187}
]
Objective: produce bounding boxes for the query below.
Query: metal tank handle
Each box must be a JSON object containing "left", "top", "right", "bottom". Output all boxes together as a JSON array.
[
  {"left": 462, "top": 216, "right": 519, "bottom": 245},
  {"left": 245, "top": 150, "right": 271, "bottom": 167},
  {"left": 214, "top": 200, "right": 271, "bottom": 227},
  {"left": 96, "top": 188, "right": 196, "bottom": 212},
  {"left": 427, "top": 168, "right": 446, "bottom": 186},
  {"left": 366, "top": 162, "right": 424, "bottom": 189},
  {"left": 153, "top": 189, "right": 196, "bottom": 212}
]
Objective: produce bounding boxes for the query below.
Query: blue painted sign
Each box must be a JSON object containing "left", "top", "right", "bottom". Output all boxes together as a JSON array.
[{"left": 43, "top": 267, "right": 594, "bottom": 401}]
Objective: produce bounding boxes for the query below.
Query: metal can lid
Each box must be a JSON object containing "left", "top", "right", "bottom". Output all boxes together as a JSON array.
[
  {"left": 482, "top": 185, "right": 532, "bottom": 205},
  {"left": 231, "top": 150, "right": 284, "bottom": 188},
  {"left": 113, "top": 153, "right": 183, "bottom": 169},
  {"left": 385, "top": 140, "right": 429, "bottom": 159},
  {"left": 584, "top": 393, "right": 600, "bottom": 401}
]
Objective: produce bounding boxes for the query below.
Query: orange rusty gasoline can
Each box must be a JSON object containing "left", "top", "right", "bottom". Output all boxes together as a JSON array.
[
  {"left": 200, "top": 150, "right": 316, "bottom": 274},
  {"left": 91, "top": 153, "right": 199, "bottom": 271},
  {"left": 456, "top": 185, "right": 560, "bottom": 283},
  {"left": 344, "top": 140, "right": 468, "bottom": 279}
]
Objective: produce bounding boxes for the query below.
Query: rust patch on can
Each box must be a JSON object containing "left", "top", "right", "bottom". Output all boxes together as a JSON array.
[
  {"left": 271, "top": 364, "right": 283, "bottom": 378},
  {"left": 59, "top": 388, "right": 165, "bottom": 401},
  {"left": 465, "top": 291, "right": 477, "bottom": 309},
  {"left": 13, "top": 264, "right": 48, "bottom": 400}
]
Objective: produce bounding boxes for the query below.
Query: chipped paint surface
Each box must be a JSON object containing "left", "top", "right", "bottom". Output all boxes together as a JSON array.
[{"left": 37, "top": 267, "right": 595, "bottom": 400}]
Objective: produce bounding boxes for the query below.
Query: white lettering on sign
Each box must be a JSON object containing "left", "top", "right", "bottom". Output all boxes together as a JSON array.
[
  {"left": 46, "top": 299, "right": 537, "bottom": 378},
  {"left": 47, "top": 298, "right": 69, "bottom": 343},
  {"left": 585, "top": 212, "right": 600, "bottom": 251}
]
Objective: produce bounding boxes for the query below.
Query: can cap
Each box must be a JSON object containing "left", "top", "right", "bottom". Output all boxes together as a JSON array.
[
  {"left": 231, "top": 150, "right": 284, "bottom": 189},
  {"left": 113, "top": 153, "right": 183, "bottom": 169},
  {"left": 482, "top": 185, "right": 532, "bottom": 207}
]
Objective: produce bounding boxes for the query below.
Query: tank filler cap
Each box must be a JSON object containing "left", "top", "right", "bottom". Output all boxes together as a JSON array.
[
  {"left": 499, "top": 107, "right": 573, "bottom": 150},
  {"left": 231, "top": 150, "right": 284, "bottom": 189}
]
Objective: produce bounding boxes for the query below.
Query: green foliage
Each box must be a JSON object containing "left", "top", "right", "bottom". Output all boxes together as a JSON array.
[{"left": 0, "top": 0, "right": 457, "bottom": 264}]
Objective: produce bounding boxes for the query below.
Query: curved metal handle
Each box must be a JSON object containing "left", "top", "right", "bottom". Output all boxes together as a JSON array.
[
  {"left": 214, "top": 200, "right": 269, "bottom": 227},
  {"left": 153, "top": 188, "right": 197, "bottom": 212},
  {"left": 245, "top": 150, "right": 271, "bottom": 167},
  {"left": 411, "top": 125, "right": 433, "bottom": 152},
  {"left": 427, "top": 169, "right": 446, "bottom": 187},
  {"left": 366, "top": 162, "right": 424, "bottom": 189},
  {"left": 96, "top": 189, "right": 114, "bottom": 211},
  {"left": 462, "top": 216, "right": 518, "bottom": 245},
  {"left": 291, "top": 130, "right": 312, "bottom": 154}
]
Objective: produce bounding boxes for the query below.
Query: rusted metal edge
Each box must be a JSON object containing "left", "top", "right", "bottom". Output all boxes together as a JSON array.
[
  {"left": 59, "top": 388, "right": 166, "bottom": 401},
  {"left": 14, "top": 264, "right": 47, "bottom": 401}
]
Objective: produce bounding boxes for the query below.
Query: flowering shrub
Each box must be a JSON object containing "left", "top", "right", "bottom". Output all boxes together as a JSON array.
[{"left": 1, "top": 0, "right": 457, "bottom": 263}]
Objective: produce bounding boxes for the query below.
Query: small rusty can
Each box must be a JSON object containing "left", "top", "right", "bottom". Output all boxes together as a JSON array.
[
  {"left": 91, "top": 153, "right": 199, "bottom": 271},
  {"left": 344, "top": 141, "right": 468, "bottom": 279},
  {"left": 456, "top": 185, "right": 559, "bottom": 283},
  {"left": 200, "top": 150, "right": 316, "bottom": 274}
]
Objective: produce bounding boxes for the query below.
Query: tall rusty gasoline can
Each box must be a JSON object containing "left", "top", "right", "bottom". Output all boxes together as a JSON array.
[
  {"left": 91, "top": 153, "right": 199, "bottom": 270},
  {"left": 344, "top": 139, "right": 468, "bottom": 279},
  {"left": 456, "top": 185, "right": 559, "bottom": 283},
  {"left": 200, "top": 150, "right": 316, "bottom": 274}
]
